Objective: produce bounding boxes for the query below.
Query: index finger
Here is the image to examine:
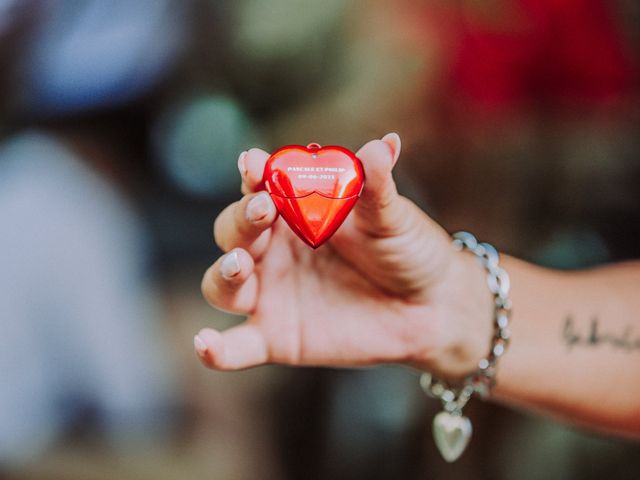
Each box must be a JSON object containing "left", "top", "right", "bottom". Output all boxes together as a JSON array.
[{"left": 238, "top": 148, "right": 270, "bottom": 194}]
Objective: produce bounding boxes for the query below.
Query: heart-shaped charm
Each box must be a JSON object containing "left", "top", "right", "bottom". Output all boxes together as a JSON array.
[
  {"left": 432, "top": 411, "right": 473, "bottom": 463},
  {"left": 263, "top": 143, "right": 365, "bottom": 248}
]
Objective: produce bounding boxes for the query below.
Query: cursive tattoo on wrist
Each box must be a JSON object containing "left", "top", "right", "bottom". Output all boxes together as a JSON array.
[{"left": 562, "top": 316, "right": 640, "bottom": 352}]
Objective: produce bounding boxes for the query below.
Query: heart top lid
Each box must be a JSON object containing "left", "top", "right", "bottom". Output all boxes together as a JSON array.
[{"left": 263, "top": 143, "right": 364, "bottom": 200}]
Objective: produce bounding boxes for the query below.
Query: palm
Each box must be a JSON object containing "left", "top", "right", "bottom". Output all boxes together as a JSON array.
[{"left": 248, "top": 214, "right": 435, "bottom": 367}]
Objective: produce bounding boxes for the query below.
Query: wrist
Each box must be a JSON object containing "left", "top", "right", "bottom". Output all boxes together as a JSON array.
[
  {"left": 408, "top": 234, "right": 510, "bottom": 386},
  {"left": 432, "top": 245, "right": 496, "bottom": 381},
  {"left": 448, "top": 248, "right": 496, "bottom": 379}
]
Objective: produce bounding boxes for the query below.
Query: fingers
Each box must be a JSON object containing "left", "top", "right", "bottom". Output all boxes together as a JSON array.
[
  {"left": 197, "top": 148, "right": 273, "bottom": 370},
  {"left": 194, "top": 324, "right": 269, "bottom": 370},
  {"left": 238, "top": 148, "right": 270, "bottom": 194},
  {"left": 218, "top": 149, "right": 277, "bottom": 257},
  {"left": 353, "top": 132, "right": 408, "bottom": 237},
  {"left": 201, "top": 248, "right": 259, "bottom": 314},
  {"left": 214, "top": 191, "right": 278, "bottom": 257}
]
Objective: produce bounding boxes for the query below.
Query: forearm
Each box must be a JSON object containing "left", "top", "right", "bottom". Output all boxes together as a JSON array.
[{"left": 492, "top": 257, "right": 640, "bottom": 437}]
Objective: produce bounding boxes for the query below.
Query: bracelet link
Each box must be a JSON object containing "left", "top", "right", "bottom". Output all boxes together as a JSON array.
[
  {"left": 423, "top": 232, "right": 512, "bottom": 461},
  {"left": 421, "top": 231, "right": 512, "bottom": 405}
]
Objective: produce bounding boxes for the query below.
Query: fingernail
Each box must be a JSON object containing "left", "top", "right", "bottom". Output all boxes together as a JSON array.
[
  {"left": 381, "top": 132, "right": 399, "bottom": 142},
  {"left": 381, "top": 132, "right": 401, "bottom": 164},
  {"left": 246, "top": 192, "right": 270, "bottom": 222},
  {"left": 194, "top": 335, "right": 207, "bottom": 356},
  {"left": 220, "top": 251, "right": 241, "bottom": 279},
  {"left": 237, "top": 151, "right": 248, "bottom": 177}
]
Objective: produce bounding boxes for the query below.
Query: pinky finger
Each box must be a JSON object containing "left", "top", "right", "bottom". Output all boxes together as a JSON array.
[{"left": 194, "top": 324, "right": 269, "bottom": 370}]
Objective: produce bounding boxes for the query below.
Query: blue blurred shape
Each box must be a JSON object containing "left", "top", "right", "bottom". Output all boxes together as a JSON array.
[
  {"left": 153, "top": 94, "right": 261, "bottom": 197},
  {"left": 21, "top": 0, "right": 187, "bottom": 114},
  {"left": 0, "top": 132, "right": 176, "bottom": 465}
]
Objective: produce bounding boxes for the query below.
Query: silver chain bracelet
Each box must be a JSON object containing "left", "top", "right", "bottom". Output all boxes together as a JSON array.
[{"left": 420, "top": 231, "right": 512, "bottom": 462}]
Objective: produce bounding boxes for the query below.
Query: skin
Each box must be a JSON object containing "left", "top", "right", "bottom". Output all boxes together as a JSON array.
[{"left": 197, "top": 133, "right": 640, "bottom": 438}]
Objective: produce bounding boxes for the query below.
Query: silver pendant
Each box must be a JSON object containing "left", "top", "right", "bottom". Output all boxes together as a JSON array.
[{"left": 432, "top": 411, "right": 472, "bottom": 462}]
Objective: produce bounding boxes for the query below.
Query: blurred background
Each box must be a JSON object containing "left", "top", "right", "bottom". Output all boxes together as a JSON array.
[{"left": 1, "top": 0, "right": 639, "bottom": 479}]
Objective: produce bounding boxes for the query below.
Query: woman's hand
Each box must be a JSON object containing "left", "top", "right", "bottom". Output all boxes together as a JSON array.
[{"left": 196, "top": 134, "right": 493, "bottom": 380}]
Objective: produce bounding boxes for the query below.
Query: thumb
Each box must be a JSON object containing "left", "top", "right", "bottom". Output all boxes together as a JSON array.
[
  {"left": 354, "top": 133, "right": 406, "bottom": 236},
  {"left": 338, "top": 133, "right": 451, "bottom": 297}
]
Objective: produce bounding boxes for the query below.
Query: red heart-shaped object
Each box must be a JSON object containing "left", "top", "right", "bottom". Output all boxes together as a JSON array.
[{"left": 262, "top": 143, "right": 365, "bottom": 248}]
